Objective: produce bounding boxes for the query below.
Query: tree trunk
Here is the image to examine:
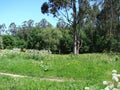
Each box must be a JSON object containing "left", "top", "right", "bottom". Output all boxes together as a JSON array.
[
  {"left": 73, "top": 23, "right": 80, "bottom": 54},
  {"left": 72, "top": 0, "right": 79, "bottom": 55},
  {"left": 74, "top": 30, "right": 78, "bottom": 54}
]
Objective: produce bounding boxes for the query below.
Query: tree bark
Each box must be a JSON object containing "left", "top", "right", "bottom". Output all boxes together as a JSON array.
[
  {"left": 72, "top": 0, "right": 79, "bottom": 55},
  {"left": 74, "top": 29, "right": 78, "bottom": 54}
]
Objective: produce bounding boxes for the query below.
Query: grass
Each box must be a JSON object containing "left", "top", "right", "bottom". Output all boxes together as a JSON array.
[
  {"left": 0, "top": 50, "right": 120, "bottom": 89},
  {"left": 0, "top": 75, "right": 88, "bottom": 90}
]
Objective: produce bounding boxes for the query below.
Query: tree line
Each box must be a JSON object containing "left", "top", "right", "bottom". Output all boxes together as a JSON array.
[
  {"left": 0, "top": 19, "right": 73, "bottom": 54},
  {"left": 0, "top": 0, "right": 120, "bottom": 54}
]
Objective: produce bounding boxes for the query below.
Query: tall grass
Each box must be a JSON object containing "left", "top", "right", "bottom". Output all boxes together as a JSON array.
[
  {"left": 0, "top": 75, "right": 88, "bottom": 90},
  {"left": 0, "top": 50, "right": 120, "bottom": 89}
]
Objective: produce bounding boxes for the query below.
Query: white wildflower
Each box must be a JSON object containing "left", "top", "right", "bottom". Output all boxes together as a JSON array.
[
  {"left": 108, "top": 84, "right": 114, "bottom": 89},
  {"left": 103, "top": 81, "right": 108, "bottom": 85},
  {"left": 112, "top": 70, "right": 117, "bottom": 74},
  {"left": 85, "top": 87, "right": 90, "bottom": 90},
  {"left": 117, "top": 74, "right": 120, "bottom": 78},
  {"left": 112, "top": 76, "right": 119, "bottom": 82},
  {"left": 104, "top": 86, "right": 110, "bottom": 90}
]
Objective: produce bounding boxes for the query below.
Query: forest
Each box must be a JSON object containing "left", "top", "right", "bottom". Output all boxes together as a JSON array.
[{"left": 0, "top": 0, "right": 120, "bottom": 54}]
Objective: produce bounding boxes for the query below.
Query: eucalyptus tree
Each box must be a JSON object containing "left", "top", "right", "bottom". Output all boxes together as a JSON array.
[
  {"left": 27, "top": 19, "right": 34, "bottom": 28},
  {"left": 39, "top": 18, "right": 52, "bottom": 28},
  {"left": 35, "top": 18, "right": 52, "bottom": 29},
  {"left": 41, "top": 0, "right": 93, "bottom": 54},
  {"left": 82, "top": 3, "right": 100, "bottom": 52},
  {"left": 18, "top": 20, "right": 34, "bottom": 40},
  {"left": 97, "top": 0, "right": 120, "bottom": 51},
  {"left": 9, "top": 22, "right": 17, "bottom": 36},
  {"left": 0, "top": 24, "right": 6, "bottom": 35},
  {"left": 56, "top": 18, "right": 68, "bottom": 29},
  {"left": 0, "top": 24, "right": 6, "bottom": 49}
]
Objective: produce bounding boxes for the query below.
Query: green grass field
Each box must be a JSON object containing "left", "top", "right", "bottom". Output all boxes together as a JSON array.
[{"left": 0, "top": 50, "right": 120, "bottom": 90}]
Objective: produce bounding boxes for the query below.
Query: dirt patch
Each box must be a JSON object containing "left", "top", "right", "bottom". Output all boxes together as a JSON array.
[
  {"left": 0, "top": 72, "right": 27, "bottom": 78},
  {"left": 0, "top": 72, "right": 76, "bottom": 82}
]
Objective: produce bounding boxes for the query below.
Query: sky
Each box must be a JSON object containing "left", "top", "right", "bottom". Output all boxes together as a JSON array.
[{"left": 0, "top": 0, "right": 58, "bottom": 28}]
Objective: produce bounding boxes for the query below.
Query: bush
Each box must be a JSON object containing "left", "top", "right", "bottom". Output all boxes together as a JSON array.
[{"left": 2, "top": 35, "right": 15, "bottom": 49}]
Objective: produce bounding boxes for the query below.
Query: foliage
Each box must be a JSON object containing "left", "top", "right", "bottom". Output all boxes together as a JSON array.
[
  {"left": 27, "top": 27, "right": 42, "bottom": 50},
  {"left": 56, "top": 18, "right": 69, "bottom": 29},
  {"left": 2, "top": 35, "right": 15, "bottom": 49},
  {"left": 0, "top": 23, "right": 6, "bottom": 35},
  {"left": 38, "top": 18, "right": 52, "bottom": 28},
  {"left": 41, "top": 0, "right": 93, "bottom": 54},
  {"left": 0, "top": 0, "right": 120, "bottom": 53},
  {"left": 38, "top": 28, "right": 62, "bottom": 52},
  {"left": 2, "top": 35, "right": 27, "bottom": 49},
  {"left": 59, "top": 30, "right": 73, "bottom": 54},
  {"left": 0, "top": 36, "right": 3, "bottom": 49},
  {"left": 0, "top": 51, "right": 120, "bottom": 89},
  {"left": 0, "top": 75, "right": 87, "bottom": 90},
  {"left": 96, "top": 0, "right": 120, "bottom": 52}
]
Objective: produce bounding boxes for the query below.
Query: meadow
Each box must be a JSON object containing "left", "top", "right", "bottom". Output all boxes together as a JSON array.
[{"left": 0, "top": 49, "right": 120, "bottom": 90}]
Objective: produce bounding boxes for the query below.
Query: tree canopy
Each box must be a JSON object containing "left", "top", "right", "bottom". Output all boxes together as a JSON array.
[{"left": 0, "top": 0, "right": 120, "bottom": 54}]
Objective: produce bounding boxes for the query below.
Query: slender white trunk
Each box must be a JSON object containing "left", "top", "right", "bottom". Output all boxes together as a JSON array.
[
  {"left": 74, "top": 32, "right": 79, "bottom": 55},
  {"left": 74, "top": 34, "right": 77, "bottom": 54}
]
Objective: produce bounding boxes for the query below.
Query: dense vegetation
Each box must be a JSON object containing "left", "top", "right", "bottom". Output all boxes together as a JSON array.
[
  {"left": 0, "top": 0, "right": 120, "bottom": 90},
  {"left": 0, "top": 50, "right": 120, "bottom": 89},
  {"left": 41, "top": 0, "right": 120, "bottom": 54},
  {"left": 0, "top": 0, "right": 120, "bottom": 54}
]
